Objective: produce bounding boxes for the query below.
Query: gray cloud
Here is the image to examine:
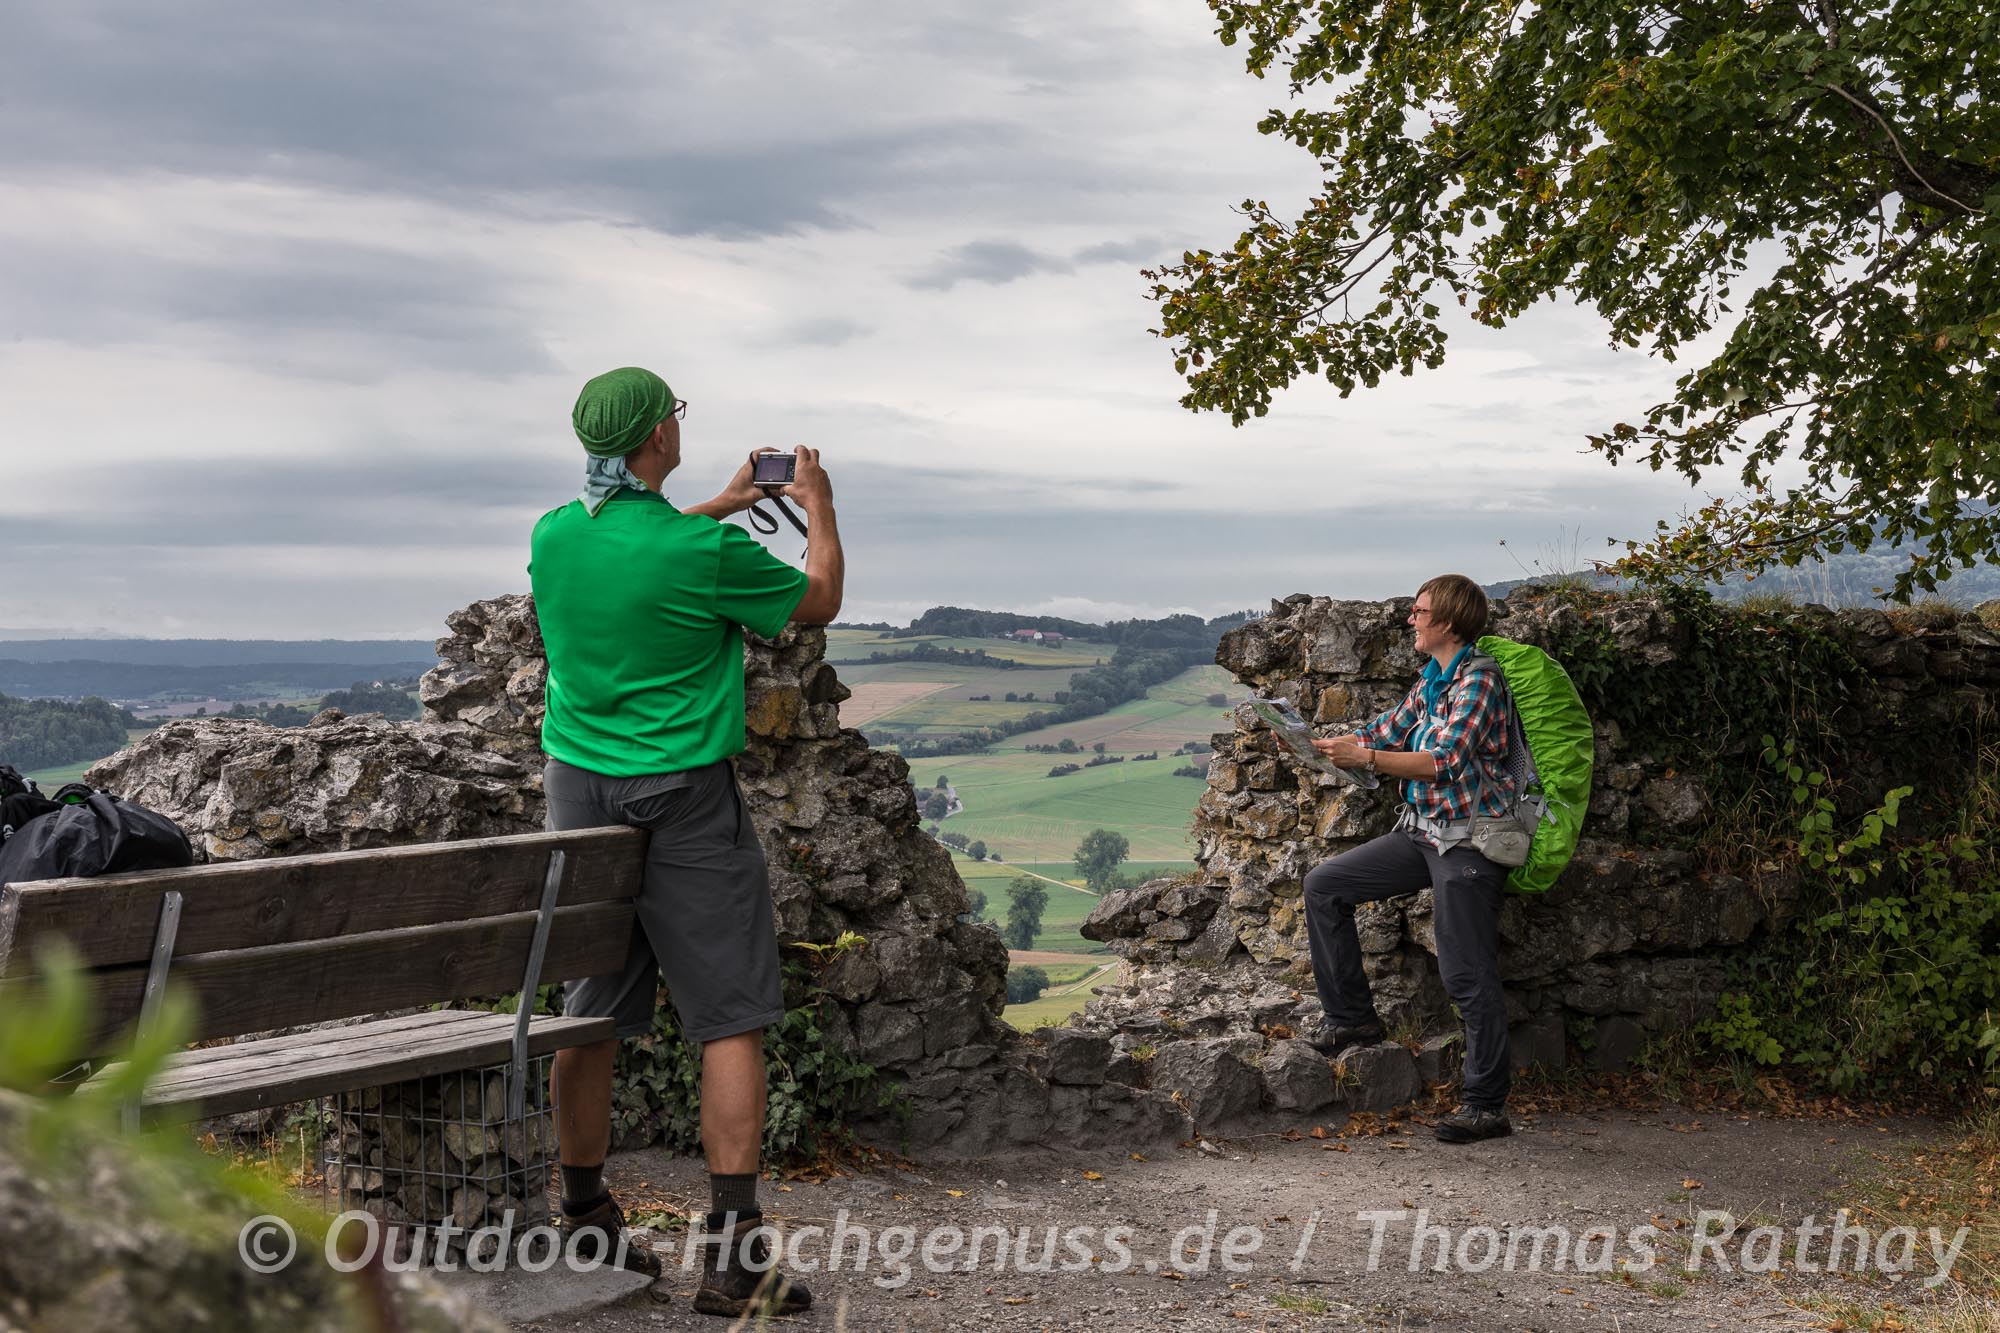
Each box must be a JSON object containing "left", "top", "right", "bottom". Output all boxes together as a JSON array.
[
  {"left": 0, "top": 3, "right": 1113, "bottom": 240},
  {"left": 4, "top": 451, "right": 570, "bottom": 550},
  {"left": 1073, "top": 237, "right": 1162, "bottom": 265},
  {"left": 1, "top": 234, "right": 554, "bottom": 378},
  {"left": 908, "top": 240, "right": 1073, "bottom": 290},
  {"left": 764, "top": 317, "right": 872, "bottom": 348}
]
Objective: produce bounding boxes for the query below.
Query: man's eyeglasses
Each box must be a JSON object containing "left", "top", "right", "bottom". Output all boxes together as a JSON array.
[{"left": 670, "top": 399, "right": 689, "bottom": 421}]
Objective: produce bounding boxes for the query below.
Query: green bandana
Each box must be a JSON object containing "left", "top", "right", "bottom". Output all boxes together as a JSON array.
[{"left": 572, "top": 367, "right": 676, "bottom": 458}]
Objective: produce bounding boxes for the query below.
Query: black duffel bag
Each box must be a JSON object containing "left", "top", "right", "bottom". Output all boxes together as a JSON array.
[
  {"left": 0, "top": 763, "right": 59, "bottom": 843},
  {"left": 0, "top": 786, "right": 194, "bottom": 884}
]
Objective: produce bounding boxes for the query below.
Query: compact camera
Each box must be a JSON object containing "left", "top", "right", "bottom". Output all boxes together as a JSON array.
[{"left": 752, "top": 452, "right": 796, "bottom": 487}]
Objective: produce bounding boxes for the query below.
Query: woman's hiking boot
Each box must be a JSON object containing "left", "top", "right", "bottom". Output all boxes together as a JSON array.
[
  {"left": 1310, "top": 1018, "right": 1386, "bottom": 1058},
  {"left": 558, "top": 1193, "right": 663, "bottom": 1277},
  {"left": 1433, "top": 1105, "right": 1512, "bottom": 1143},
  {"left": 693, "top": 1214, "right": 814, "bottom": 1318}
]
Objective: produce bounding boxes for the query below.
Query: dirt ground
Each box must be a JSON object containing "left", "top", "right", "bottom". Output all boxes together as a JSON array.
[{"left": 507, "top": 1104, "right": 1993, "bottom": 1333}]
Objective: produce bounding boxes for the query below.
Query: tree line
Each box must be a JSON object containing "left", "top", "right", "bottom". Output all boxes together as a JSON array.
[
  {"left": 224, "top": 682, "right": 420, "bottom": 725},
  {"left": 871, "top": 639, "right": 1242, "bottom": 759},
  {"left": 0, "top": 693, "right": 138, "bottom": 771},
  {"left": 891, "top": 605, "right": 1257, "bottom": 647}
]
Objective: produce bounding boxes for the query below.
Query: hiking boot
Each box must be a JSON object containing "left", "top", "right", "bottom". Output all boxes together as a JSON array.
[
  {"left": 558, "top": 1193, "right": 663, "bottom": 1277},
  {"left": 693, "top": 1214, "right": 813, "bottom": 1318},
  {"left": 1434, "top": 1105, "right": 1512, "bottom": 1144},
  {"left": 1310, "top": 1019, "right": 1386, "bottom": 1058}
]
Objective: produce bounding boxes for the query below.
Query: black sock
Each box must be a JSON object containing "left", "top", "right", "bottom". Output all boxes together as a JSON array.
[
  {"left": 707, "top": 1172, "right": 759, "bottom": 1229},
  {"left": 561, "top": 1162, "right": 605, "bottom": 1210}
]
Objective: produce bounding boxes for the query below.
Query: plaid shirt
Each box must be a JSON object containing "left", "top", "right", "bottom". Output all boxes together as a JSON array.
[{"left": 1355, "top": 656, "right": 1516, "bottom": 840}]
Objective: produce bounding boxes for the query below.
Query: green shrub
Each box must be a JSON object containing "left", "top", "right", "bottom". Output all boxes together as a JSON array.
[
  {"left": 1698, "top": 738, "right": 2000, "bottom": 1094},
  {"left": 607, "top": 934, "right": 902, "bottom": 1164}
]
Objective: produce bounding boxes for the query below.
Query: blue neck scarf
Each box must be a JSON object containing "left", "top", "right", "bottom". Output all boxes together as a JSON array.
[
  {"left": 581, "top": 454, "right": 648, "bottom": 517},
  {"left": 1419, "top": 644, "right": 1471, "bottom": 716}
]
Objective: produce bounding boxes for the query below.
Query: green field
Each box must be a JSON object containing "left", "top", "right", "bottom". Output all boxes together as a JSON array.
[
  {"left": 891, "top": 663, "right": 1234, "bottom": 862},
  {"left": 24, "top": 728, "right": 153, "bottom": 789},
  {"left": 823, "top": 629, "right": 1115, "bottom": 668},
  {"left": 947, "top": 856, "right": 1195, "bottom": 954},
  {"left": 833, "top": 659, "right": 1078, "bottom": 696},
  {"left": 913, "top": 750, "right": 1208, "bottom": 862},
  {"left": 1002, "top": 951, "right": 1121, "bottom": 1031}
]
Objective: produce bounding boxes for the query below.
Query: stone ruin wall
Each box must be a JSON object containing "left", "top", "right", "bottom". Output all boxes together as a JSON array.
[
  {"left": 1065, "top": 592, "right": 2000, "bottom": 1127},
  {"left": 89, "top": 590, "right": 2000, "bottom": 1154},
  {"left": 91, "top": 595, "right": 1188, "bottom": 1155}
]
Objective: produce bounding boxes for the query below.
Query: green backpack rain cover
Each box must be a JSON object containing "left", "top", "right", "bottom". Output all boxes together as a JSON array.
[{"left": 1474, "top": 635, "right": 1595, "bottom": 894}]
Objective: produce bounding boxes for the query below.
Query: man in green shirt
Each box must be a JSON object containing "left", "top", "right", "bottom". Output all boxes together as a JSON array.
[{"left": 530, "top": 367, "right": 842, "bottom": 1316}]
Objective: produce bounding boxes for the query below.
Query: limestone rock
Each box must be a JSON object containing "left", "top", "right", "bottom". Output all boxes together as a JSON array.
[
  {"left": 1337, "top": 1042, "right": 1422, "bottom": 1113},
  {"left": 1042, "top": 1029, "right": 1111, "bottom": 1086},
  {"left": 1509, "top": 1011, "right": 1568, "bottom": 1072},
  {"left": 1413, "top": 1033, "right": 1461, "bottom": 1087},
  {"left": 1148, "top": 1037, "right": 1263, "bottom": 1128},
  {"left": 1258, "top": 1040, "right": 1336, "bottom": 1113},
  {"left": 1081, "top": 882, "right": 1160, "bottom": 941}
]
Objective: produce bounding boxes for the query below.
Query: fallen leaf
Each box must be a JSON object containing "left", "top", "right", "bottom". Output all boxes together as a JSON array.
[
  {"left": 946, "top": 1189, "right": 965, "bottom": 1198},
  {"left": 1682, "top": 1179, "right": 1702, "bottom": 1190},
  {"left": 1309, "top": 1126, "right": 1331, "bottom": 1140},
  {"left": 1002, "top": 1296, "right": 1032, "bottom": 1305},
  {"left": 1129, "top": 1152, "right": 1147, "bottom": 1161}
]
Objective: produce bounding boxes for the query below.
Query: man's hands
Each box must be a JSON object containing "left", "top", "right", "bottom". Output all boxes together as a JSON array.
[
  {"left": 701, "top": 449, "right": 782, "bottom": 518},
  {"left": 684, "top": 444, "right": 841, "bottom": 623},
  {"left": 697, "top": 446, "right": 832, "bottom": 519},
  {"left": 782, "top": 446, "right": 842, "bottom": 625},
  {"left": 1312, "top": 735, "right": 1371, "bottom": 769},
  {"left": 781, "top": 447, "right": 831, "bottom": 513}
]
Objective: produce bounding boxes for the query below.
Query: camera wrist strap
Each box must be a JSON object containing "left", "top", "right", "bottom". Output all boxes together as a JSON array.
[{"left": 747, "top": 492, "right": 809, "bottom": 558}]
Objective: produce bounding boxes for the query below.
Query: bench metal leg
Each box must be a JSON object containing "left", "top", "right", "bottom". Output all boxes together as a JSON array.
[
  {"left": 124, "top": 889, "right": 183, "bottom": 1132},
  {"left": 508, "top": 850, "right": 566, "bottom": 1123}
]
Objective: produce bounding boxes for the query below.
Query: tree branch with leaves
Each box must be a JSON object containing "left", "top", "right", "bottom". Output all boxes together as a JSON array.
[{"left": 1147, "top": 0, "right": 1998, "bottom": 598}]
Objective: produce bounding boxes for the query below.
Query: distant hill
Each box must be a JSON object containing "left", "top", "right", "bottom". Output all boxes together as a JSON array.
[
  {"left": 0, "top": 660, "right": 438, "bottom": 702},
  {"left": 0, "top": 639, "right": 435, "bottom": 666},
  {"left": 0, "top": 627, "right": 134, "bottom": 641},
  {"left": 0, "top": 638, "right": 439, "bottom": 702}
]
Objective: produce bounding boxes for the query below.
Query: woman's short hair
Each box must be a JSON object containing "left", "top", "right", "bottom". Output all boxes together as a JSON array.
[{"left": 1418, "top": 574, "right": 1489, "bottom": 644}]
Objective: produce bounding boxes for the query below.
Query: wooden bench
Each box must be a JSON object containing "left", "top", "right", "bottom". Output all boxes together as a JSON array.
[{"left": 0, "top": 827, "right": 647, "bottom": 1125}]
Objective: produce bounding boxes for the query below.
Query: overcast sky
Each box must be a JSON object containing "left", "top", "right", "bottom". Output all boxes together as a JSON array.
[{"left": 0, "top": 1, "right": 1716, "bottom": 638}]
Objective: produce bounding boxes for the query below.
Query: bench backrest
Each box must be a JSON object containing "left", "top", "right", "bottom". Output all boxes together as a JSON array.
[{"left": 0, "top": 827, "right": 647, "bottom": 1054}]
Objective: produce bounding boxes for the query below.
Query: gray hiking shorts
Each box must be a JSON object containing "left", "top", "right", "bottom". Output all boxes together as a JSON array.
[{"left": 543, "top": 756, "right": 784, "bottom": 1044}]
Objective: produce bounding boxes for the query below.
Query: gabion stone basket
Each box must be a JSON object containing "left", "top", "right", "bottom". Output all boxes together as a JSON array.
[{"left": 324, "top": 1052, "right": 555, "bottom": 1256}]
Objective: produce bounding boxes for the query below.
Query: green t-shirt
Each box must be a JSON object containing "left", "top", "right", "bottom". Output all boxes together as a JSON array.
[{"left": 529, "top": 489, "right": 809, "bottom": 776}]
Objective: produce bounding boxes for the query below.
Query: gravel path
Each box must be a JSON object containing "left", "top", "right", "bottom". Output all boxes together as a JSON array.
[{"left": 507, "top": 1104, "right": 1987, "bottom": 1332}]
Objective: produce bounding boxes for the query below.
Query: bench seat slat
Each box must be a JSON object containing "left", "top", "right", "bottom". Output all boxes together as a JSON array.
[
  {"left": 0, "top": 826, "right": 647, "bottom": 977},
  {"left": 140, "top": 1010, "right": 493, "bottom": 1080},
  {"left": 89, "top": 1011, "right": 616, "bottom": 1123}
]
